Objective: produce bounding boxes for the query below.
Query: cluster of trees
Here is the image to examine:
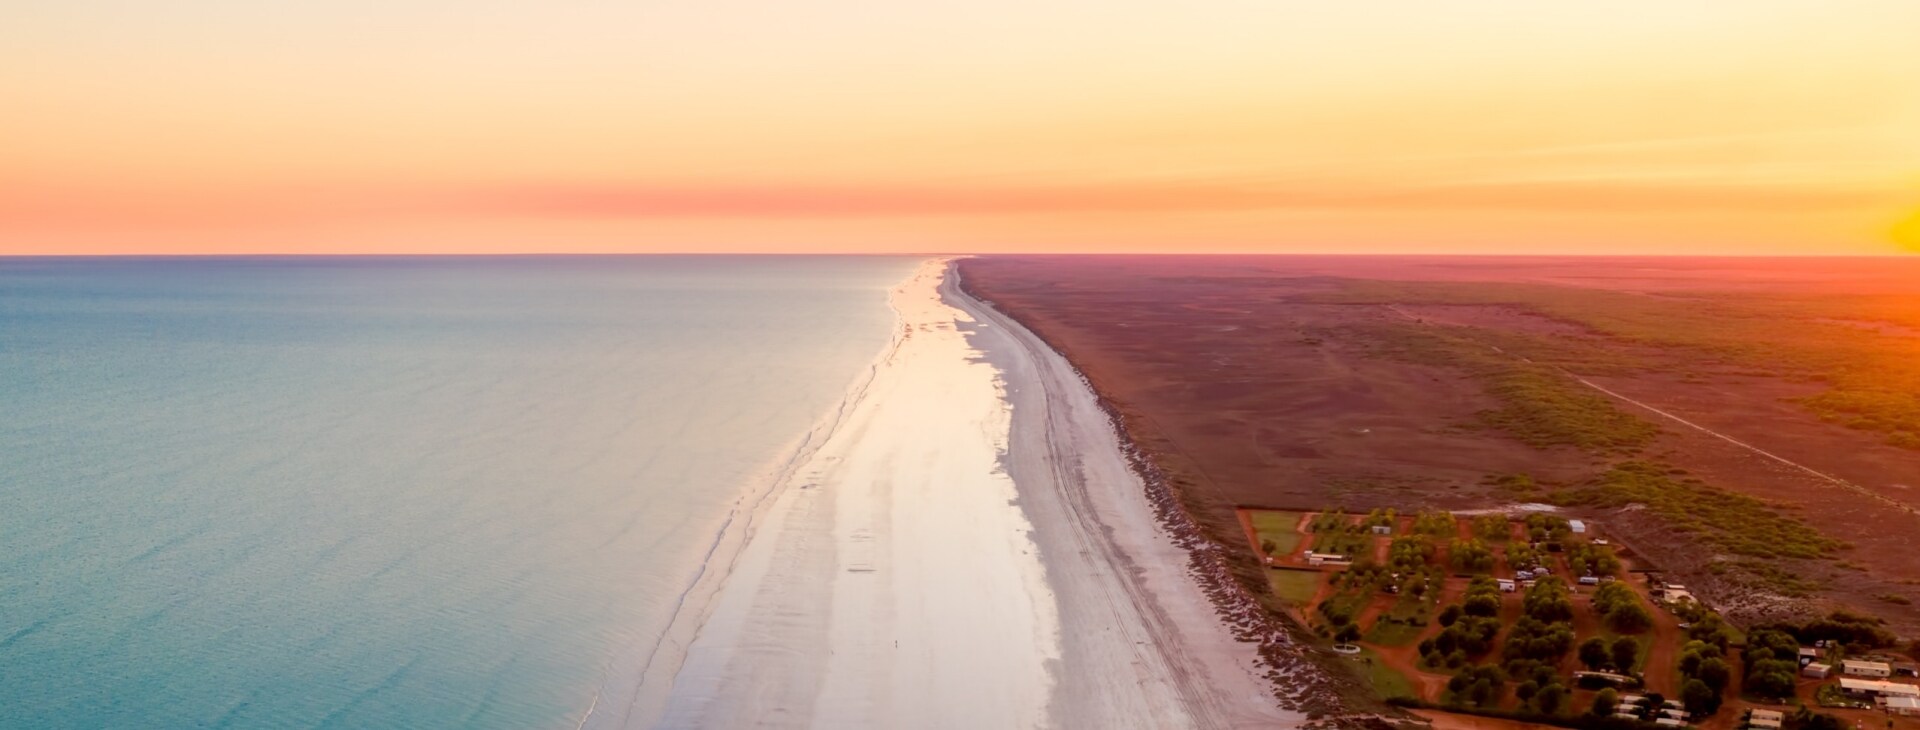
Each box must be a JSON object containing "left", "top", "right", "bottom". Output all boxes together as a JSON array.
[
  {"left": 1590, "top": 582, "right": 1653, "bottom": 634},
  {"left": 1472, "top": 514, "right": 1511, "bottom": 542},
  {"left": 1445, "top": 665, "right": 1506, "bottom": 708},
  {"left": 1503, "top": 580, "right": 1576, "bottom": 668},
  {"left": 1413, "top": 510, "right": 1457, "bottom": 538},
  {"left": 1506, "top": 542, "right": 1542, "bottom": 571},
  {"left": 1743, "top": 627, "right": 1803, "bottom": 700},
  {"left": 1421, "top": 578, "right": 1503, "bottom": 667},
  {"left": 1673, "top": 602, "right": 1739, "bottom": 648},
  {"left": 1450, "top": 538, "right": 1496, "bottom": 573},
  {"left": 1505, "top": 658, "right": 1570, "bottom": 714},
  {"left": 1336, "top": 560, "right": 1393, "bottom": 588},
  {"left": 1578, "top": 636, "right": 1640, "bottom": 674},
  {"left": 1786, "top": 611, "right": 1899, "bottom": 649},
  {"left": 1521, "top": 577, "right": 1574, "bottom": 623},
  {"left": 1310, "top": 509, "right": 1351, "bottom": 532},
  {"left": 1514, "top": 675, "right": 1569, "bottom": 714},
  {"left": 1360, "top": 508, "right": 1397, "bottom": 529},
  {"left": 1387, "top": 536, "right": 1435, "bottom": 574},
  {"left": 1316, "top": 598, "right": 1366, "bottom": 644},
  {"left": 1504, "top": 617, "right": 1575, "bottom": 667},
  {"left": 1567, "top": 542, "right": 1621, "bottom": 577},
  {"left": 1677, "top": 639, "right": 1731, "bottom": 715},
  {"left": 1339, "top": 540, "right": 1444, "bottom": 604},
  {"left": 1523, "top": 513, "right": 1571, "bottom": 545},
  {"left": 1740, "top": 612, "right": 1897, "bottom": 702}
]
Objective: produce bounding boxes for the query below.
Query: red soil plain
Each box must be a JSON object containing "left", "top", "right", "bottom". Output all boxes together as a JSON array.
[{"left": 957, "top": 255, "right": 1920, "bottom": 644}]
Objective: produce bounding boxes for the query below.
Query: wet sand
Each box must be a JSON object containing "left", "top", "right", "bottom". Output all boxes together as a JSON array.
[{"left": 626, "top": 258, "right": 1294, "bottom": 728}]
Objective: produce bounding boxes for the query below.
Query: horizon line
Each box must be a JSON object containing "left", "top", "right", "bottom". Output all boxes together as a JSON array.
[{"left": 3, "top": 251, "right": 1916, "bottom": 259}]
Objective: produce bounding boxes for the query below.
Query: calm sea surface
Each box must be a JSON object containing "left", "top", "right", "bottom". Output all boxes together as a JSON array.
[{"left": 0, "top": 255, "right": 916, "bottom": 729}]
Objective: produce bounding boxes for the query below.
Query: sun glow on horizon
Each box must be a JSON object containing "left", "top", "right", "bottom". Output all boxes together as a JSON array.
[{"left": 4, "top": 1, "right": 1919, "bottom": 255}]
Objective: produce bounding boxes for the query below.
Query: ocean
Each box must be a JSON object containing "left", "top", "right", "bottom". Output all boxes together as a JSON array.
[{"left": 0, "top": 255, "right": 918, "bottom": 729}]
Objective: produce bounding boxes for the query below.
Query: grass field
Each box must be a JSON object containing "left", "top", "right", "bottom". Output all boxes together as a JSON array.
[
  {"left": 1365, "top": 618, "right": 1426, "bottom": 647},
  {"left": 1268, "top": 569, "right": 1322, "bottom": 605},
  {"left": 1251, "top": 510, "right": 1304, "bottom": 556},
  {"left": 1354, "top": 647, "right": 1418, "bottom": 700}
]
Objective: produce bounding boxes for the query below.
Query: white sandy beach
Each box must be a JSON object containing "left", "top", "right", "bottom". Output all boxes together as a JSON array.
[{"left": 620, "top": 258, "right": 1298, "bottom": 729}]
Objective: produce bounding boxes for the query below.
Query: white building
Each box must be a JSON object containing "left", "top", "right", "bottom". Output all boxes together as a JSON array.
[
  {"left": 1839, "top": 678, "right": 1920, "bottom": 698},
  {"left": 1886, "top": 696, "right": 1920, "bottom": 717},
  {"left": 1569, "top": 519, "right": 1587, "bottom": 534},
  {"left": 1843, "top": 660, "right": 1893, "bottom": 678},
  {"left": 1803, "top": 663, "right": 1832, "bottom": 678}
]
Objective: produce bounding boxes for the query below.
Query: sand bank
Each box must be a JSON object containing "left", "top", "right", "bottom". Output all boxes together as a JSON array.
[{"left": 626, "top": 258, "right": 1296, "bottom": 728}]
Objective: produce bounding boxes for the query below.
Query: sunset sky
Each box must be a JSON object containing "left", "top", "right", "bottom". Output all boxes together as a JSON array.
[{"left": 4, "top": 1, "right": 1919, "bottom": 255}]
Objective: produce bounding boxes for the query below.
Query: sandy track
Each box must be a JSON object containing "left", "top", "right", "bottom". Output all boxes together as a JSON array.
[{"left": 629, "top": 259, "right": 1296, "bottom": 729}]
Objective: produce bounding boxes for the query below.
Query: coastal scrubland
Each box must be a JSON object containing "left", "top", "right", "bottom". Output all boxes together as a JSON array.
[{"left": 958, "top": 255, "right": 1920, "bottom": 718}]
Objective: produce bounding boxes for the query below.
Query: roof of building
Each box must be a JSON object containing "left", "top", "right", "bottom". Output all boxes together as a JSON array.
[
  {"left": 1887, "top": 697, "right": 1920, "bottom": 709},
  {"left": 1747, "top": 718, "right": 1782, "bottom": 729},
  {"left": 1843, "top": 660, "right": 1892, "bottom": 670},
  {"left": 1655, "top": 718, "right": 1686, "bottom": 727},
  {"left": 1839, "top": 678, "right": 1920, "bottom": 696},
  {"left": 1749, "top": 709, "right": 1784, "bottom": 721}
]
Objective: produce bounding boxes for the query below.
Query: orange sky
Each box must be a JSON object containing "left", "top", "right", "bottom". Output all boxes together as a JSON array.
[{"left": 4, "top": 1, "right": 1919, "bottom": 255}]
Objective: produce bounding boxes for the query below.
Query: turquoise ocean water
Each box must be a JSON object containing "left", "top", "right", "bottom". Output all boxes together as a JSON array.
[{"left": 0, "top": 256, "right": 916, "bottom": 729}]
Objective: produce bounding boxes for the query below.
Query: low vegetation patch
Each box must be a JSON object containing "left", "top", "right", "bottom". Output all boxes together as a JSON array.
[
  {"left": 1338, "top": 322, "right": 1659, "bottom": 453},
  {"left": 1313, "top": 280, "right": 1920, "bottom": 450},
  {"left": 1548, "top": 461, "right": 1845, "bottom": 561}
]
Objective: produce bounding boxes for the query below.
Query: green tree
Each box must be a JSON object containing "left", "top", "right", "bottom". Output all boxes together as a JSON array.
[
  {"left": 1464, "top": 594, "right": 1501, "bottom": 618},
  {"left": 1469, "top": 679, "right": 1494, "bottom": 706},
  {"left": 1681, "top": 678, "right": 1720, "bottom": 715},
  {"left": 1334, "top": 623, "right": 1362, "bottom": 644},
  {"left": 1580, "top": 637, "right": 1610, "bottom": 670},
  {"left": 1535, "top": 683, "right": 1567, "bottom": 714},
  {"left": 1697, "top": 657, "right": 1732, "bottom": 693},
  {"left": 1591, "top": 688, "right": 1619, "bottom": 717},
  {"left": 1610, "top": 636, "right": 1639, "bottom": 672},
  {"left": 1607, "top": 602, "right": 1654, "bottom": 634},
  {"left": 1515, "top": 680, "right": 1539, "bottom": 703}
]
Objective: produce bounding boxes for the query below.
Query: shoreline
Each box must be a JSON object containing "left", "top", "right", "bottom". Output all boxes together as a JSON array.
[
  {"left": 631, "top": 257, "right": 1303, "bottom": 728},
  {"left": 946, "top": 263, "right": 1306, "bottom": 727},
  {"left": 952, "top": 263, "right": 1352, "bottom": 720}
]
